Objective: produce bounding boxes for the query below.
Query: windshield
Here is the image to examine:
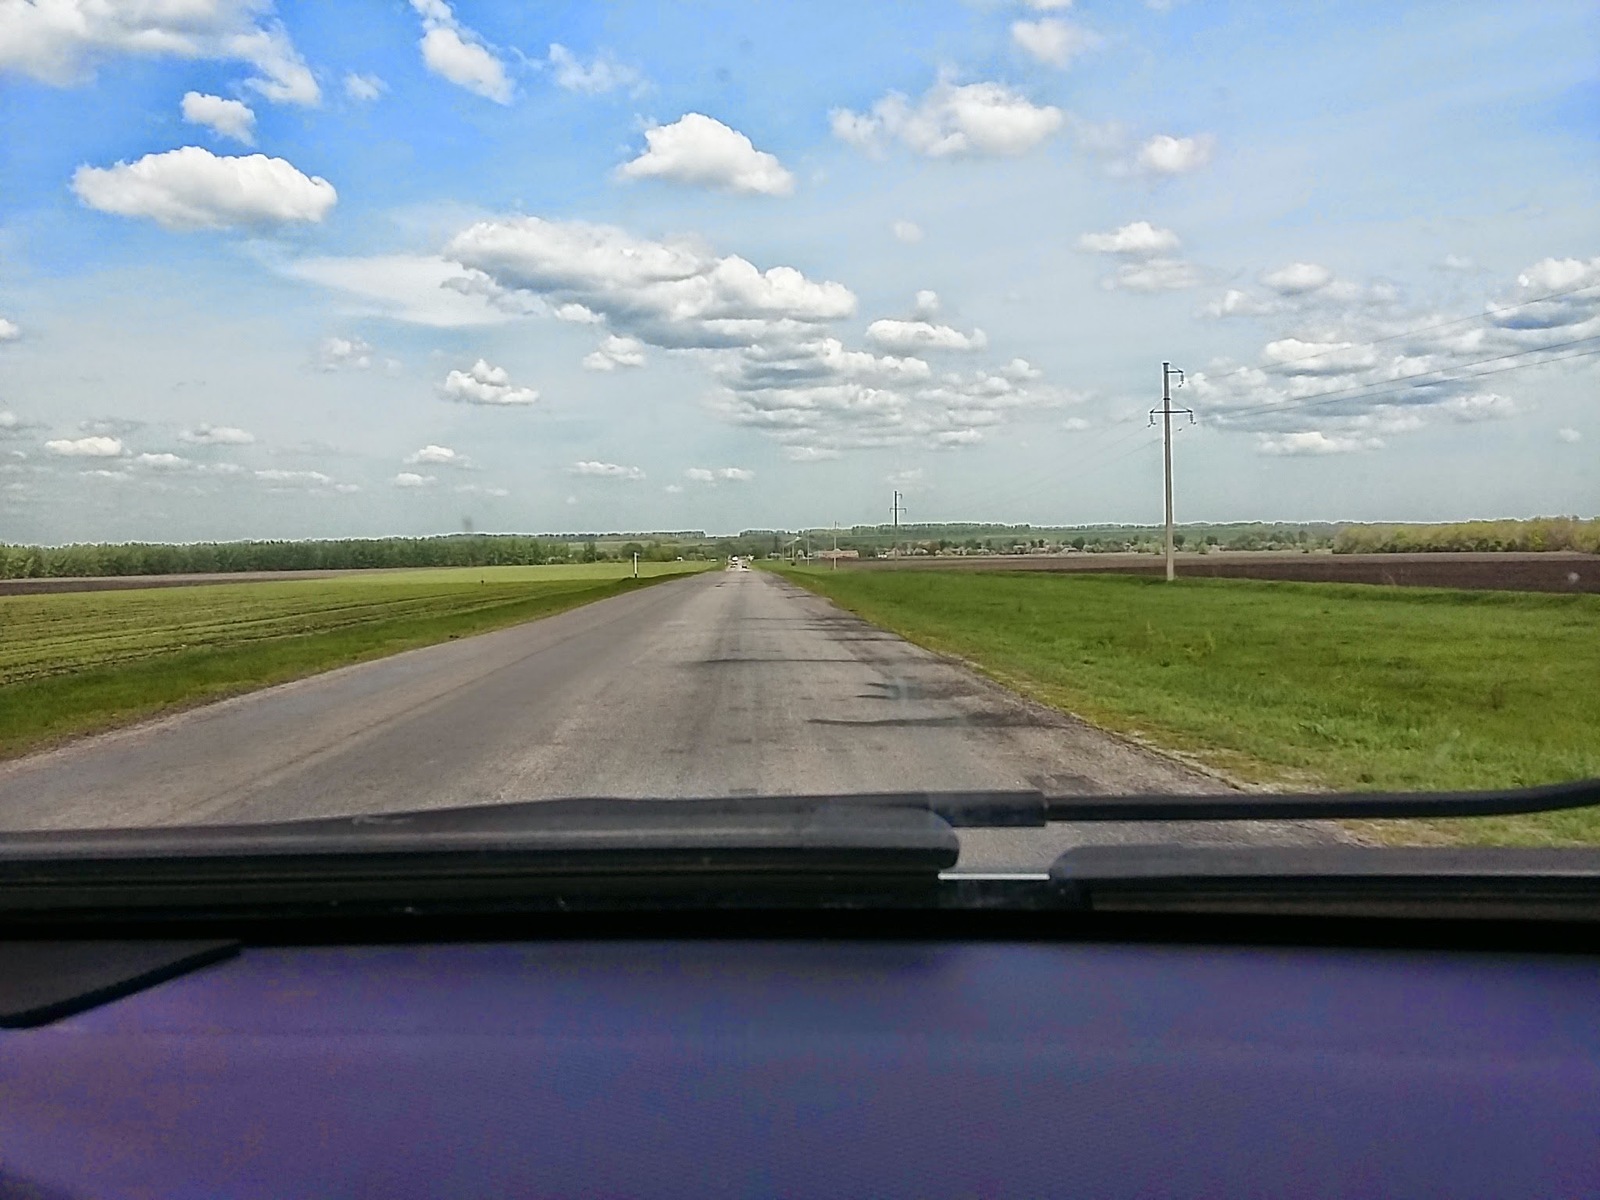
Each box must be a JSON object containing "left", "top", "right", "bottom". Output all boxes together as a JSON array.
[{"left": 0, "top": 0, "right": 1595, "bottom": 874}]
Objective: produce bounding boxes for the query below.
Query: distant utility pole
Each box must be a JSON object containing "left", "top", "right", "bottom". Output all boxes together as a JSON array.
[
  {"left": 832, "top": 521, "right": 839, "bottom": 570},
  {"left": 891, "top": 490, "right": 905, "bottom": 557},
  {"left": 1150, "top": 361, "right": 1194, "bottom": 582},
  {"left": 632, "top": 551, "right": 638, "bottom": 579}
]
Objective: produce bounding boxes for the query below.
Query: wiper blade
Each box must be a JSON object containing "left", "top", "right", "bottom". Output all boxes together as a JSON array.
[{"left": 1051, "top": 845, "right": 1600, "bottom": 922}]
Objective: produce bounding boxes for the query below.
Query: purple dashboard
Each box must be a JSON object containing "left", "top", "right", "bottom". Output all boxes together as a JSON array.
[{"left": 3, "top": 939, "right": 1597, "bottom": 1198}]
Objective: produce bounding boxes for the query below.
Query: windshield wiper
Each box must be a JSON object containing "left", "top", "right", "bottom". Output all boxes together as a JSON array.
[{"left": 0, "top": 780, "right": 1596, "bottom": 925}]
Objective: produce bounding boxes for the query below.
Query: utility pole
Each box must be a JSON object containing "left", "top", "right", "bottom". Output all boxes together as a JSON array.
[
  {"left": 891, "top": 490, "right": 904, "bottom": 558},
  {"left": 1150, "top": 361, "right": 1194, "bottom": 582},
  {"left": 832, "top": 521, "right": 839, "bottom": 570},
  {"left": 632, "top": 551, "right": 638, "bottom": 579}
]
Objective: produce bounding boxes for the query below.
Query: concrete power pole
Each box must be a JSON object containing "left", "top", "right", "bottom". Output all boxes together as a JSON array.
[
  {"left": 1150, "top": 361, "right": 1194, "bottom": 582},
  {"left": 832, "top": 521, "right": 839, "bottom": 570},
  {"left": 891, "top": 490, "right": 904, "bottom": 558}
]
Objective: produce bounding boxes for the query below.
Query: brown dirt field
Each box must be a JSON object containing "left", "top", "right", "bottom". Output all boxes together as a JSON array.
[{"left": 845, "top": 551, "right": 1599, "bottom": 594}]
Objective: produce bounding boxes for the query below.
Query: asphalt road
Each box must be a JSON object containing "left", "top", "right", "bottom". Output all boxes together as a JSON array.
[{"left": 0, "top": 568, "right": 1345, "bottom": 868}]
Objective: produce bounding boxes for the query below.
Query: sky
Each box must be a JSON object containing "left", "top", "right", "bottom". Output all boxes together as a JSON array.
[{"left": 0, "top": 0, "right": 1596, "bottom": 542}]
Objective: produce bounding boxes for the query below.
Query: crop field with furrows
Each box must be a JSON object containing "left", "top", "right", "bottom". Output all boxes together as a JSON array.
[
  {"left": 0, "top": 563, "right": 708, "bottom": 758},
  {"left": 778, "top": 566, "right": 1600, "bottom": 846}
]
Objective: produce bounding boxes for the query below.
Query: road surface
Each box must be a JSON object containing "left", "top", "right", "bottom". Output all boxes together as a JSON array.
[{"left": 0, "top": 569, "right": 1344, "bottom": 868}]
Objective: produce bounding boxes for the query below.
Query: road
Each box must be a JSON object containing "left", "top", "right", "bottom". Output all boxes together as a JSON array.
[{"left": 0, "top": 569, "right": 1344, "bottom": 868}]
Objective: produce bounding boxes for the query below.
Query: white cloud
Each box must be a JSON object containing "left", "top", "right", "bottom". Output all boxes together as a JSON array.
[
  {"left": 392, "top": 472, "right": 435, "bottom": 488},
  {"left": 1256, "top": 431, "right": 1383, "bottom": 455},
  {"left": 546, "top": 43, "right": 640, "bottom": 94},
  {"left": 441, "top": 358, "right": 539, "bottom": 405},
  {"left": 1262, "top": 262, "right": 1335, "bottom": 296},
  {"left": 444, "top": 215, "right": 856, "bottom": 350},
  {"left": 344, "top": 72, "right": 386, "bottom": 101},
  {"left": 1438, "top": 392, "right": 1519, "bottom": 423},
  {"left": 45, "top": 435, "right": 123, "bottom": 457},
  {"left": 785, "top": 445, "right": 841, "bottom": 462},
  {"left": 179, "top": 424, "right": 255, "bottom": 445},
  {"left": 1011, "top": 18, "right": 1101, "bottom": 68},
  {"left": 663, "top": 483, "right": 684, "bottom": 493},
  {"left": 256, "top": 468, "right": 334, "bottom": 486},
  {"left": 406, "top": 444, "right": 470, "bottom": 467},
  {"left": 582, "top": 334, "right": 647, "bottom": 371},
  {"left": 134, "top": 452, "right": 192, "bottom": 471},
  {"left": 317, "top": 335, "right": 373, "bottom": 370},
  {"left": 1103, "top": 258, "right": 1199, "bottom": 292},
  {"left": 0, "top": 317, "right": 18, "bottom": 340},
  {"left": 866, "top": 319, "right": 987, "bottom": 352},
  {"left": 1062, "top": 416, "right": 1092, "bottom": 431},
  {"left": 409, "top": 0, "right": 511, "bottom": 103},
  {"left": 570, "top": 461, "right": 645, "bottom": 480},
  {"left": 553, "top": 302, "right": 603, "bottom": 324},
  {"left": 1557, "top": 427, "right": 1583, "bottom": 443},
  {"left": 455, "top": 483, "right": 508, "bottom": 497},
  {"left": 891, "top": 219, "right": 924, "bottom": 244},
  {"left": 686, "top": 466, "right": 754, "bottom": 483},
  {"left": 913, "top": 290, "right": 940, "bottom": 318},
  {"left": 1079, "top": 220, "right": 1181, "bottom": 257},
  {"left": 1200, "top": 288, "right": 1277, "bottom": 319},
  {"left": 616, "top": 113, "right": 794, "bottom": 196},
  {"left": 832, "top": 78, "right": 1064, "bottom": 158},
  {"left": 181, "top": 92, "right": 256, "bottom": 144},
  {"left": 73, "top": 147, "right": 336, "bottom": 230},
  {"left": 0, "top": 1, "right": 319, "bottom": 104},
  {"left": 1025, "top": 0, "right": 1075, "bottom": 7},
  {"left": 1136, "top": 133, "right": 1215, "bottom": 175},
  {"left": 1440, "top": 254, "right": 1476, "bottom": 272},
  {"left": 1262, "top": 338, "right": 1380, "bottom": 375},
  {"left": 333, "top": 483, "right": 361, "bottom": 494},
  {"left": 285, "top": 255, "right": 517, "bottom": 328}
]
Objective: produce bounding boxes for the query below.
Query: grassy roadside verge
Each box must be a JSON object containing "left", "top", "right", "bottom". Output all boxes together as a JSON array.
[
  {"left": 774, "top": 566, "right": 1600, "bottom": 846},
  {"left": 0, "top": 569, "right": 699, "bottom": 761}
]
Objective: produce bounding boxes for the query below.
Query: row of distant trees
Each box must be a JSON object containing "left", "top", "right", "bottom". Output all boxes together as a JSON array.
[
  {"left": 1332, "top": 518, "right": 1599, "bottom": 555},
  {"left": 0, "top": 535, "right": 706, "bottom": 579}
]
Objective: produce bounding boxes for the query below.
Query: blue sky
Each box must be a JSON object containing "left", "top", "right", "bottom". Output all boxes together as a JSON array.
[{"left": 0, "top": 0, "right": 1595, "bottom": 541}]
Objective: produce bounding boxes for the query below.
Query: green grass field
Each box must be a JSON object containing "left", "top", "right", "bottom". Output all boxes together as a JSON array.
[
  {"left": 777, "top": 567, "right": 1600, "bottom": 846},
  {"left": 0, "top": 562, "right": 708, "bottom": 760}
]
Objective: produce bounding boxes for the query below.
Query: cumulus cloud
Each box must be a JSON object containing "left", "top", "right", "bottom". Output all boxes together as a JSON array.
[
  {"left": 1200, "top": 288, "right": 1277, "bottom": 319},
  {"left": 409, "top": 0, "right": 511, "bottom": 103},
  {"left": 785, "top": 445, "right": 841, "bottom": 462},
  {"left": 866, "top": 318, "right": 987, "bottom": 352},
  {"left": 181, "top": 92, "right": 256, "bottom": 144},
  {"left": 441, "top": 212, "right": 1067, "bottom": 456},
  {"left": 344, "top": 72, "right": 386, "bottom": 101},
  {"left": 1262, "top": 262, "right": 1335, "bottom": 296},
  {"left": 832, "top": 78, "right": 1064, "bottom": 158},
  {"left": 0, "top": 0, "right": 319, "bottom": 104},
  {"left": 1136, "top": 133, "right": 1215, "bottom": 175},
  {"left": 1079, "top": 220, "right": 1181, "bottom": 257},
  {"left": 616, "top": 113, "right": 795, "bottom": 196},
  {"left": 582, "top": 334, "right": 647, "bottom": 371},
  {"left": 1557, "top": 427, "right": 1583, "bottom": 443},
  {"left": 45, "top": 435, "right": 123, "bottom": 457},
  {"left": 1103, "top": 258, "right": 1199, "bottom": 292},
  {"left": 546, "top": 43, "right": 640, "bottom": 94},
  {"left": 179, "top": 423, "right": 255, "bottom": 445},
  {"left": 570, "top": 461, "right": 645, "bottom": 480},
  {"left": 686, "top": 466, "right": 753, "bottom": 483},
  {"left": 441, "top": 358, "right": 539, "bottom": 405},
  {"left": 1011, "top": 18, "right": 1101, "bottom": 67},
  {"left": 0, "top": 317, "right": 18, "bottom": 341},
  {"left": 891, "top": 219, "right": 924, "bottom": 244},
  {"left": 406, "top": 444, "right": 470, "bottom": 467},
  {"left": 256, "top": 468, "right": 333, "bottom": 486},
  {"left": 444, "top": 215, "right": 856, "bottom": 350},
  {"left": 285, "top": 254, "right": 517, "bottom": 327},
  {"left": 1192, "top": 254, "right": 1600, "bottom": 452},
  {"left": 392, "top": 472, "right": 435, "bottom": 488},
  {"left": 1256, "top": 431, "right": 1383, "bottom": 456},
  {"left": 73, "top": 147, "right": 336, "bottom": 230},
  {"left": 455, "top": 483, "right": 508, "bottom": 497},
  {"left": 134, "top": 452, "right": 192, "bottom": 471},
  {"left": 317, "top": 335, "right": 374, "bottom": 370}
]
